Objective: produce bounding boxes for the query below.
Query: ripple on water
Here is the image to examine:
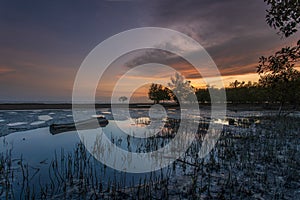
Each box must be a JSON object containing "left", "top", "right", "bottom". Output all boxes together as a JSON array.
[
  {"left": 30, "top": 121, "right": 45, "bottom": 126},
  {"left": 38, "top": 115, "right": 53, "bottom": 121},
  {"left": 7, "top": 122, "right": 27, "bottom": 126}
]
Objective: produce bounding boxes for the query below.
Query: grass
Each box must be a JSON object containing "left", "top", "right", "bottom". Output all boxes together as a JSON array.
[{"left": 0, "top": 116, "right": 299, "bottom": 199}]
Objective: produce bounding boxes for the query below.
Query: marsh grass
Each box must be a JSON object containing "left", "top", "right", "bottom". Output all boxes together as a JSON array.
[{"left": 0, "top": 116, "right": 299, "bottom": 199}]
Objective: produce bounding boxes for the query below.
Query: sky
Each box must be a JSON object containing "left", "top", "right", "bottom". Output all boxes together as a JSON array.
[{"left": 0, "top": 0, "right": 299, "bottom": 103}]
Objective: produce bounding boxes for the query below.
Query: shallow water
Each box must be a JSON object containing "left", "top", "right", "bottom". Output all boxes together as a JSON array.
[
  {"left": 0, "top": 108, "right": 188, "bottom": 198},
  {"left": 0, "top": 107, "right": 274, "bottom": 136},
  {"left": 1, "top": 108, "right": 298, "bottom": 199},
  {"left": 1, "top": 116, "right": 174, "bottom": 198}
]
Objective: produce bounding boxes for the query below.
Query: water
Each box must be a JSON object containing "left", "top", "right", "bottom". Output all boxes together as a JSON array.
[
  {"left": 0, "top": 108, "right": 190, "bottom": 198},
  {"left": 1, "top": 117, "right": 173, "bottom": 198},
  {"left": 1, "top": 108, "right": 298, "bottom": 199}
]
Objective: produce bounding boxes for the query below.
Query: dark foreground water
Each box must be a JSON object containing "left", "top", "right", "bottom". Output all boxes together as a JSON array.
[{"left": 0, "top": 108, "right": 299, "bottom": 199}]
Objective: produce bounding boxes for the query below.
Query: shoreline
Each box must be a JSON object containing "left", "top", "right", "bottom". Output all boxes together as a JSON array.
[
  {"left": 0, "top": 103, "right": 178, "bottom": 110},
  {"left": 0, "top": 103, "right": 298, "bottom": 111},
  {"left": 0, "top": 103, "right": 299, "bottom": 112}
]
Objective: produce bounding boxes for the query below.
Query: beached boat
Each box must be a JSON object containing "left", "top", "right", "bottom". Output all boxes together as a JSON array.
[{"left": 50, "top": 117, "right": 109, "bottom": 135}]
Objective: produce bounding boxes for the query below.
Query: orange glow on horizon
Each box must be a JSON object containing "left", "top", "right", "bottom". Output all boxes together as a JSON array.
[{"left": 190, "top": 72, "right": 260, "bottom": 88}]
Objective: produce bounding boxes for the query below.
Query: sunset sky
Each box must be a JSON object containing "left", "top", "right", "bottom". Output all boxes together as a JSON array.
[{"left": 1, "top": 0, "right": 299, "bottom": 103}]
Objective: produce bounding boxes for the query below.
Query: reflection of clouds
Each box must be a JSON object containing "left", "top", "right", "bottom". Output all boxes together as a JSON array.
[
  {"left": 84, "top": 116, "right": 225, "bottom": 172},
  {"left": 79, "top": 118, "right": 180, "bottom": 172}
]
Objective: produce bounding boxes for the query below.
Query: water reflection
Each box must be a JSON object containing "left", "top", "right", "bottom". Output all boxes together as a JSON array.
[
  {"left": 0, "top": 113, "right": 214, "bottom": 197},
  {"left": 0, "top": 108, "right": 259, "bottom": 199},
  {"left": 1, "top": 108, "right": 297, "bottom": 199}
]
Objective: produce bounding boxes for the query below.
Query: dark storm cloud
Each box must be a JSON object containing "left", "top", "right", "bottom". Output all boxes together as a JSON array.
[
  {"left": 125, "top": 49, "right": 202, "bottom": 78},
  {"left": 128, "top": 0, "right": 299, "bottom": 77},
  {"left": 150, "top": 0, "right": 268, "bottom": 42}
]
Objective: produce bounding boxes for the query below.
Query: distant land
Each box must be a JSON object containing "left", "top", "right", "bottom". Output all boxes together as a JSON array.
[
  {"left": 0, "top": 103, "right": 298, "bottom": 112},
  {"left": 0, "top": 103, "right": 159, "bottom": 110}
]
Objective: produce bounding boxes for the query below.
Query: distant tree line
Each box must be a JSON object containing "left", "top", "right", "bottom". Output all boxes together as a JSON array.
[
  {"left": 149, "top": 79, "right": 300, "bottom": 105},
  {"left": 147, "top": 38, "right": 300, "bottom": 115},
  {"left": 148, "top": 71, "right": 300, "bottom": 109},
  {"left": 149, "top": 0, "right": 300, "bottom": 115}
]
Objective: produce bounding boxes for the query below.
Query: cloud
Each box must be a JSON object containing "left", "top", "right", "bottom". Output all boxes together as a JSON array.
[
  {"left": 1, "top": 0, "right": 299, "bottom": 101},
  {"left": 128, "top": 0, "right": 300, "bottom": 78},
  {"left": 0, "top": 66, "right": 15, "bottom": 75},
  {"left": 146, "top": 0, "right": 268, "bottom": 43},
  {"left": 124, "top": 49, "right": 203, "bottom": 78},
  {"left": 0, "top": 61, "right": 77, "bottom": 101}
]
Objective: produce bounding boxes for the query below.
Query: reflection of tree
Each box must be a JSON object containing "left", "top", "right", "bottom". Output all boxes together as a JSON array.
[{"left": 89, "top": 116, "right": 224, "bottom": 178}]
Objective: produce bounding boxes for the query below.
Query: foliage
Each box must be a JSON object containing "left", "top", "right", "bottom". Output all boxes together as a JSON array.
[
  {"left": 148, "top": 83, "right": 171, "bottom": 104},
  {"left": 264, "top": 0, "right": 300, "bottom": 37},
  {"left": 257, "top": 40, "right": 300, "bottom": 113},
  {"left": 195, "top": 88, "right": 210, "bottom": 103},
  {"left": 260, "top": 0, "right": 300, "bottom": 114},
  {"left": 167, "top": 73, "right": 195, "bottom": 104},
  {"left": 148, "top": 76, "right": 300, "bottom": 110},
  {"left": 226, "top": 81, "right": 263, "bottom": 104},
  {"left": 257, "top": 40, "right": 300, "bottom": 77},
  {"left": 148, "top": 73, "right": 196, "bottom": 104},
  {"left": 118, "top": 96, "right": 128, "bottom": 103}
]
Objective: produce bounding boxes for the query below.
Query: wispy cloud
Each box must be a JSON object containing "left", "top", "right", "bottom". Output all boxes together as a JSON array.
[
  {"left": 132, "top": 0, "right": 300, "bottom": 78},
  {"left": 0, "top": 66, "right": 15, "bottom": 75},
  {"left": 1, "top": 0, "right": 299, "bottom": 101}
]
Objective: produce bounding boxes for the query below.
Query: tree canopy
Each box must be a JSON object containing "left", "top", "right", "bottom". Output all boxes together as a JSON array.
[
  {"left": 259, "top": 0, "right": 300, "bottom": 114},
  {"left": 264, "top": 0, "right": 300, "bottom": 37},
  {"left": 257, "top": 40, "right": 300, "bottom": 113},
  {"left": 167, "top": 73, "right": 195, "bottom": 104},
  {"left": 148, "top": 83, "right": 171, "bottom": 104},
  {"left": 118, "top": 96, "right": 128, "bottom": 103}
]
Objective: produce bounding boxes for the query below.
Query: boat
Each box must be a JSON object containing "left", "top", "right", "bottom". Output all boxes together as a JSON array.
[{"left": 50, "top": 117, "right": 109, "bottom": 135}]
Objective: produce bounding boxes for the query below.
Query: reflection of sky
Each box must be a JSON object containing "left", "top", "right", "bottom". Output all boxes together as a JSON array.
[
  {"left": 0, "top": 108, "right": 186, "bottom": 193},
  {"left": 1, "top": 0, "right": 299, "bottom": 102},
  {"left": 0, "top": 124, "right": 166, "bottom": 197}
]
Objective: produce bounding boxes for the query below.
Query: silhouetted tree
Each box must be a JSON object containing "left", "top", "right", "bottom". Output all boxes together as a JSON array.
[
  {"left": 226, "top": 81, "right": 265, "bottom": 104},
  {"left": 148, "top": 83, "right": 171, "bottom": 104},
  {"left": 195, "top": 88, "right": 210, "bottom": 103},
  {"left": 227, "top": 80, "right": 245, "bottom": 104},
  {"left": 118, "top": 96, "right": 128, "bottom": 103},
  {"left": 264, "top": 0, "right": 300, "bottom": 37},
  {"left": 258, "top": 40, "right": 300, "bottom": 114},
  {"left": 168, "top": 73, "right": 195, "bottom": 104},
  {"left": 258, "top": 0, "right": 300, "bottom": 115}
]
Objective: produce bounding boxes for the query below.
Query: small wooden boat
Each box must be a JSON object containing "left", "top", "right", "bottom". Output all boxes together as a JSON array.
[{"left": 50, "top": 117, "right": 109, "bottom": 135}]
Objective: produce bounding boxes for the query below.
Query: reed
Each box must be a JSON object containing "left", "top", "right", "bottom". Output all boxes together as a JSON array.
[{"left": 0, "top": 116, "right": 299, "bottom": 199}]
